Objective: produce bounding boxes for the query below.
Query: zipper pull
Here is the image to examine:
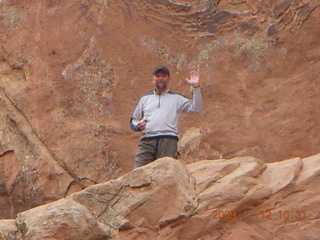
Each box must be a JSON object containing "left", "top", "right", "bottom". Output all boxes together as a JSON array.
[{"left": 158, "top": 94, "right": 161, "bottom": 107}]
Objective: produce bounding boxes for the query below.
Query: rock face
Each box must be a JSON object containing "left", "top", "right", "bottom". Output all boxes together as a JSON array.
[
  {"left": 1, "top": 0, "right": 320, "bottom": 219},
  {"left": 0, "top": 155, "right": 319, "bottom": 240}
]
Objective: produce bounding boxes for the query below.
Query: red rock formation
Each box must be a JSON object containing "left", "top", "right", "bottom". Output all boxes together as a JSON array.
[
  {"left": 0, "top": 155, "right": 319, "bottom": 240},
  {"left": 0, "top": 0, "right": 320, "bottom": 218}
]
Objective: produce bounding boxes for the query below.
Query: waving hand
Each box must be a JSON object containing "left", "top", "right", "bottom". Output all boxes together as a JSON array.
[{"left": 186, "top": 70, "right": 200, "bottom": 87}]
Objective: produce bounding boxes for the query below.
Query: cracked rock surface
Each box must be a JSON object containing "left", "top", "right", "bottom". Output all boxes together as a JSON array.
[
  {"left": 0, "top": 0, "right": 320, "bottom": 221},
  {"left": 0, "top": 156, "right": 319, "bottom": 240}
]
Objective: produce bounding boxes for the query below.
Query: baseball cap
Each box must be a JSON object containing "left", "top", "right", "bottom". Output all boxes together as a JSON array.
[{"left": 153, "top": 66, "right": 170, "bottom": 76}]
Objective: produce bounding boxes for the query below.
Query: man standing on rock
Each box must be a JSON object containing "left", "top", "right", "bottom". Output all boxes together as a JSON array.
[{"left": 130, "top": 66, "right": 203, "bottom": 168}]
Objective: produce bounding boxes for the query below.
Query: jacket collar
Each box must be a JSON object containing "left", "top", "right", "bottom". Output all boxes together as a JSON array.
[{"left": 154, "top": 89, "right": 170, "bottom": 95}]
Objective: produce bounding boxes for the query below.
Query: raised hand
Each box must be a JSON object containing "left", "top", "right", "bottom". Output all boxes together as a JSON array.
[{"left": 186, "top": 70, "right": 200, "bottom": 87}]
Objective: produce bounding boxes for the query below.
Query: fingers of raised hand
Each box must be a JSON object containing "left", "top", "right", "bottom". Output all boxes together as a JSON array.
[{"left": 190, "top": 70, "right": 199, "bottom": 78}]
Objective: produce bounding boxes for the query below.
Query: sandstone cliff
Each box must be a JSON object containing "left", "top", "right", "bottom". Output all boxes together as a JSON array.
[
  {"left": 0, "top": 0, "right": 320, "bottom": 221},
  {"left": 0, "top": 155, "right": 320, "bottom": 240}
]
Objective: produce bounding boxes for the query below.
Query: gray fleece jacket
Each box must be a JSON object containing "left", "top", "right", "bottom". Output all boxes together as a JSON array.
[{"left": 130, "top": 87, "right": 202, "bottom": 139}]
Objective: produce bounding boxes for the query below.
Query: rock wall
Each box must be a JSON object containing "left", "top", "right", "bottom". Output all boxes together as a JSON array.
[
  {"left": 0, "top": 0, "right": 320, "bottom": 218},
  {"left": 0, "top": 155, "right": 320, "bottom": 240}
]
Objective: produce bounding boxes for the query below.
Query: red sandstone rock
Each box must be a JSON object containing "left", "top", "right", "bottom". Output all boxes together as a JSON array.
[
  {"left": 0, "top": 0, "right": 320, "bottom": 221},
  {"left": 0, "top": 155, "right": 319, "bottom": 239}
]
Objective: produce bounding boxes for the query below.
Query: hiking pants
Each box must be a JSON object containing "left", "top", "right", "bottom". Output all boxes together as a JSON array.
[{"left": 134, "top": 136, "right": 178, "bottom": 168}]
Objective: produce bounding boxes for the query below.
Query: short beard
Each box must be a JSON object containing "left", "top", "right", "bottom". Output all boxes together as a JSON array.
[{"left": 156, "top": 83, "right": 167, "bottom": 89}]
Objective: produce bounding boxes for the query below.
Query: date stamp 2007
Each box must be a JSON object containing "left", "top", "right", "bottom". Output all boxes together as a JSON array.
[{"left": 212, "top": 210, "right": 306, "bottom": 220}]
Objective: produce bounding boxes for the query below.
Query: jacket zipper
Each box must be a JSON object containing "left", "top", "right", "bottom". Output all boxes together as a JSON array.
[{"left": 158, "top": 94, "right": 161, "bottom": 108}]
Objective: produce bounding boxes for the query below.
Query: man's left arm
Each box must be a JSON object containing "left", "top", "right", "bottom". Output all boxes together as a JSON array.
[{"left": 183, "top": 70, "right": 203, "bottom": 113}]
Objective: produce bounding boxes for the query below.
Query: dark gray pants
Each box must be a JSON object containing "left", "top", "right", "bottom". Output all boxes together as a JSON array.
[{"left": 134, "top": 137, "right": 178, "bottom": 168}]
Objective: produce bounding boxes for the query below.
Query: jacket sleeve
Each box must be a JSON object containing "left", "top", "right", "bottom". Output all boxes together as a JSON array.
[
  {"left": 180, "top": 87, "right": 203, "bottom": 113},
  {"left": 130, "top": 98, "right": 143, "bottom": 131}
]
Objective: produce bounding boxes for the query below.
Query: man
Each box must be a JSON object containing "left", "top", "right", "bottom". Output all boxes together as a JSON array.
[{"left": 130, "top": 66, "right": 202, "bottom": 168}]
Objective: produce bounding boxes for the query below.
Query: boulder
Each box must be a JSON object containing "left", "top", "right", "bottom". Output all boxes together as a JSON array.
[{"left": 0, "top": 155, "right": 319, "bottom": 239}]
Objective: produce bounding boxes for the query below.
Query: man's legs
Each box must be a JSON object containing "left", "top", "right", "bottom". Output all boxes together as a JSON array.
[
  {"left": 134, "top": 138, "right": 157, "bottom": 168},
  {"left": 156, "top": 137, "right": 178, "bottom": 159},
  {"left": 134, "top": 137, "right": 178, "bottom": 168}
]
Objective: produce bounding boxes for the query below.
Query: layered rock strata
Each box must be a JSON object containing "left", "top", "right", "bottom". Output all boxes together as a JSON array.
[
  {"left": 0, "top": 154, "right": 319, "bottom": 240},
  {"left": 1, "top": 0, "right": 320, "bottom": 218}
]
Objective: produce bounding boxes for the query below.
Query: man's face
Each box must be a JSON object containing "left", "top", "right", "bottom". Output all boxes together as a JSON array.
[{"left": 153, "top": 71, "right": 170, "bottom": 90}]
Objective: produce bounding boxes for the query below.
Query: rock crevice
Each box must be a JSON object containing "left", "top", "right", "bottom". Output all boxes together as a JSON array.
[{"left": 0, "top": 154, "right": 319, "bottom": 240}]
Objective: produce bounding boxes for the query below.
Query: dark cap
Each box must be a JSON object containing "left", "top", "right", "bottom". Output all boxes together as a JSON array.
[{"left": 153, "top": 66, "right": 170, "bottom": 76}]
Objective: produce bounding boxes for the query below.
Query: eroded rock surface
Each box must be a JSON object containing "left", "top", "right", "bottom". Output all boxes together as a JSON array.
[
  {"left": 0, "top": 155, "right": 319, "bottom": 240},
  {"left": 0, "top": 0, "right": 320, "bottom": 219}
]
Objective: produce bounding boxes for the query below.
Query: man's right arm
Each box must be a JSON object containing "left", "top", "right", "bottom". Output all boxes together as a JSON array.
[
  {"left": 130, "top": 99, "right": 143, "bottom": 131},
  {"left": 130, "top": 118, "right": 140, "bottom": 131}
]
